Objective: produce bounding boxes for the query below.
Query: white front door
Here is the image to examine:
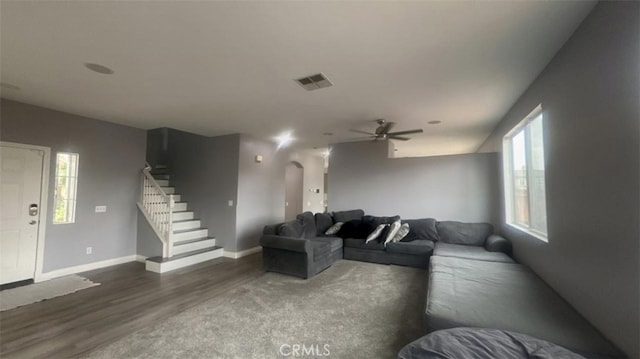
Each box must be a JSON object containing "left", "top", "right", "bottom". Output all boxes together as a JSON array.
[{"left": 0, "top": 145, "right": 44, "bottom": 284}]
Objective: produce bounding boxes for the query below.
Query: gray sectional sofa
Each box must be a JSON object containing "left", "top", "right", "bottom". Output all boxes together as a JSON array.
[
  {"left": 259, "top": 209, "right": 511, "bottom": 275},
  {"left": 260, "top": 209, "right": 623, "bottom": 358}
]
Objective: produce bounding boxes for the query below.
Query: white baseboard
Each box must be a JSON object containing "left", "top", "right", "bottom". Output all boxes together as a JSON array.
[
  {"left": 223, "top": 246, "right": 262, "bottom": 259},
  {"left": 36, "top": 255, "right": 138, "bottom": 282},
  {"left": 135, "top": 255, "right": 147, "bottom": 263}
]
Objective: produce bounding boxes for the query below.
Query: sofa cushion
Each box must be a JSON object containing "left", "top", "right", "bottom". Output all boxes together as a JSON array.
[
  {"left": 343, "top": 237, "right": 385, "bottom": 250},
  {"left": 332, "top": 209, "right": 364, "bottom": 223},
  {"left": 434, "top": 242, "right": 514, "bottom": 263},
  {"left": 436, "top": 221, "right": 493, "bottom": 246},
  {"left": 314, "top": 212, "right": 334, "bottom": 235},
  {"left": 386, "top": 240, "right": 434, "bottom": 256},
  {"left": 311, "top": 236, "right": 343, "bottom": 252},
  {"left": 296, "top": 211, "right": 316, "bottom": 238},
  {"left": 337, "top": 219, "right": 369, "bottom": 239},
  {"left": 402, "top": 218, "right": 439, "bottom": 242},
  {"left": 277, "top": 220, "right": 304, "bottom": 238}
]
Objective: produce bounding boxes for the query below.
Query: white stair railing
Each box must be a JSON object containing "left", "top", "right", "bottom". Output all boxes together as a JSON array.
[{"left": 139, "top": 163, "right": 174, "bottom": 258}]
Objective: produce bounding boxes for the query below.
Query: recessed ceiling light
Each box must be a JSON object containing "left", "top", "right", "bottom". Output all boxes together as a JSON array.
[
  {"left": 323, "top": 132, "right": 333, "bottom": 136},
  {"left": 428, "top": 120, "right": 442, "bottom": 125},
  {"left": 275, "top": 132, "right": 294, "bottom": 149},
  {"left": 84, "top": 63, "right": 114, "bottom": 75},
  {"left": 0, "top": 83, "right": 20, "bottom": 90}
]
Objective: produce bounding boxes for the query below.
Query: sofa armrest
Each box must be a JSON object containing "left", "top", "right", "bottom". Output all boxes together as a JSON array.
[
  {"left": 260, "top": 235, "right": 311, "bottom": 253},
  {"left": 484, "top": 234, "right": 512, "bottom": 255},
  {"left": 263, "top": 224, "right": 282, "bottom": 235}
]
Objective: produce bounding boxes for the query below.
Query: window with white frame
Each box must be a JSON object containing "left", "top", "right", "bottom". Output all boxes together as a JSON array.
[
  {"left": 54, "top": 152, "right": 79, "bottom": 224},
  {"left": 503, "top": 105, "right": 548, "bottom": 241}
]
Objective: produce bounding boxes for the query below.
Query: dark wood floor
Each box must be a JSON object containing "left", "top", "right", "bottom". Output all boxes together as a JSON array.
[{"left": 0, "top": 254, "right": 264, "bottom": 359}]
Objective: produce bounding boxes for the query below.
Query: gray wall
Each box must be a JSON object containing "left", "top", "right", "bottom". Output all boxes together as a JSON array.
[
  {"left": 328, "top": 140, "right": 500, "bottom": 224},
  {"left": 0, "top": 99, "right": 146, "bottom": 272},
  {"left": 164, "top": 130, "right": 240, "bottom": 251},
  {"left": 477, "top": 2, "right": 639, "bottom": 356},
  {"left": 235, "top": 134, "right": 286, "bottom": 252}
]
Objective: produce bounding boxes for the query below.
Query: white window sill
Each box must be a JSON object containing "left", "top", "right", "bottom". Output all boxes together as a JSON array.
[{"left": 506, "top": 222, "right": 548, "bottom": 242}]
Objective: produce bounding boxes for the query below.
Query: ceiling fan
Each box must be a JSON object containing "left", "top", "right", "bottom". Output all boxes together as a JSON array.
[{"left": 349, "top": 119, "right": 423, "bottom": 141}]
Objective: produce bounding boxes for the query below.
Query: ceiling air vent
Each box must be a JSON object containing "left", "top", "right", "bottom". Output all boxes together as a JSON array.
[{"left": 295, "top": 73, "right": 333, "bottom": 91}]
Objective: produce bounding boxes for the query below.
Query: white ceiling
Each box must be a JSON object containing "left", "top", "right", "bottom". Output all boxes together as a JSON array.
[{"left": 0, "top": 1, "right": 595, "bottom": 157}]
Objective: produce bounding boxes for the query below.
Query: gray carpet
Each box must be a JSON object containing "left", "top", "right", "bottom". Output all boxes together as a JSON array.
[
  {"left": 1, "top": 275, "right": 99, "bottom": 312},
  {"left": 85, "top": 260, "right": 427, "bottom": 359}
]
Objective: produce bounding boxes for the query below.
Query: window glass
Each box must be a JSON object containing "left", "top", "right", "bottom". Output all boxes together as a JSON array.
[{"left": 54, "top": 152, "right": 79, "bottom": 224}]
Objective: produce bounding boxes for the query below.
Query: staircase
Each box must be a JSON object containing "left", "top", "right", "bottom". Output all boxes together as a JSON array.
[{"left": 138, "top": 166, "right": 223, "bottom": 273}]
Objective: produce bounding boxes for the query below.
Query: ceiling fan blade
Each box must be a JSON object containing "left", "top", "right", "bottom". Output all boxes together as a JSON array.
[
  {"left": 387, "top": 129, "right": 423, "bottom": 136},
  {"left": 388, "top": 136, "right": 410, "bottom": 141},
  {"left": 349, "top": 129, "right": 375, "bottom": 135}
]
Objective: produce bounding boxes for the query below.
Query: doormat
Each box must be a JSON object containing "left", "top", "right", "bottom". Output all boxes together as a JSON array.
[{"left": 1, "top": 275, "right": 100, "bottom": 311}]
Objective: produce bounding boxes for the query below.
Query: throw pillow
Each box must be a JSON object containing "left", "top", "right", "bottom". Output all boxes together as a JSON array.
[
  {"left": 315, "top": 212, "right": 334, "bottom": 235},
  {"left": 383, "top": 220, "right": 402, "bottom": 246},
  {"left": 337, "top": 219, "right": 369, "bottom": 239},
  {"left": 391, "top": 223, "right": 410, "bottom": 243},
  {"left": 366, "top": 224, "right": 389, "bottom": 243},
  {"left": 325, "top": 222, "right": 343, "bottom": 236},
  {"left": 277, "top": 221, "right": 304, "bottom": 238}
]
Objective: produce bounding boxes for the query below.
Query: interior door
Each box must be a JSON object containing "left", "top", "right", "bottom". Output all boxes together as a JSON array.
[{"left": 0, "top": 145, "right": 44, "bottom": 285}]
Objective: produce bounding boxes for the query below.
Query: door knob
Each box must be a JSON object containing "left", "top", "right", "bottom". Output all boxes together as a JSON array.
[{"left": 29, "top": 220, "right": 37, "bottom": 225}]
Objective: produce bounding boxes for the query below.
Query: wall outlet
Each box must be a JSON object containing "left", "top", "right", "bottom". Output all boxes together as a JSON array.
[
  {"left": 95, "top": 205, "right": 107, "bottom": 213},
  {"left": 86, "top": 247, "right": 93, "bottom": 255},
  {"left": 228, "top": 200, "right": 234, "bottom": 207}
]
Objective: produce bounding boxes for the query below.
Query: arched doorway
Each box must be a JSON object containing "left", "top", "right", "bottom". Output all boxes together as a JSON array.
[{"left": 285, "top": 161, "right": 304, "bottom": 221}]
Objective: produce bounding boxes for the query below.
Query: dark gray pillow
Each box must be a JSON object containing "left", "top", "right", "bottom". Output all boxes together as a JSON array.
[
  {"left": 436, "top": 221, "right": 493, "bottom": 246},
  {"left": 277, "top": 220, "right": 304, "bottom": 238},
  {"left": 401, "top": 218, "right": 439, "bottom": 242},
  {"left": 332, "top": 209, "right": 364, "bottom": 223},
  {"left": 314, "top": 212, "right": 333, "bottom": 235},
  {"left": 361, "top": 215, "right": 401, "bottom": 229},
  {"left": 296, "top": 211, "right": 316, "bottom": 238}
]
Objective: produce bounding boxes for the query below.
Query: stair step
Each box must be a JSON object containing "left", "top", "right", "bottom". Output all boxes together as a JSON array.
[
  {"left": 173, "top": 202, "right": 187, "bottom": 211},
  {"left": 145, "top": 193, "right": 180, "bottom": 202},
  {"left": 145, "top": 247, "right": 224, "bottom": 273},
  {"left": 172, "top": 228, "right": 209, "bottom": 242},
  {"left": 173, "top": 237, "right": 216, "bottom": 255},
  {"left": 152, "top": 174, "right": 171, "bottom": 180},
  {"left": 160, "top": 186, "right": 175, "bottom": 194},
  {"left": 172, "top": 211, "right": 194, "bottom": 221},
  {"left": 154, "top": 179, "right": 169, "bottom": 186},
  {"left": 172, "top": 219, "right": 201, "bottom": 231}
]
